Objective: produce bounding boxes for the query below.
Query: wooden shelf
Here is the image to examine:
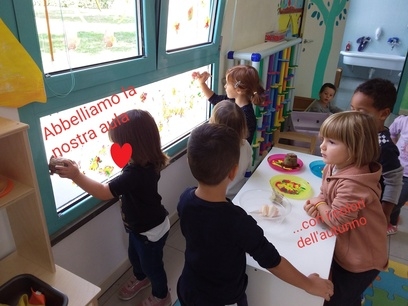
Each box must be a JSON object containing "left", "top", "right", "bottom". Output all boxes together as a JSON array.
[
  {"left": 0, "top": 253, "right": 100, "bottom": 306},
  {"left": 0, "top": 177, "right": 35, "bottom": 209},
  {"left": 0, "top": 117, "right": 100, "bottom": 306}
]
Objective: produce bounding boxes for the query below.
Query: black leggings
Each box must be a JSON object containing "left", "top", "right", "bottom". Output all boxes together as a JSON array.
[{"left": 324, "top": 260, "right": 380, "bottom": 306}]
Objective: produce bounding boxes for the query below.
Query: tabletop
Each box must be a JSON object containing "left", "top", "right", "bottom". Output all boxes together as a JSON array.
[{"left": 233, "top": 147, "right": 336, "bottom": 306}]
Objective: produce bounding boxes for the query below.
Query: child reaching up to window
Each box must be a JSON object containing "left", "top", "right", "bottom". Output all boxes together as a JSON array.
[
  {"left": 209, "top": 100, "right": 252, "bottom": 198},
  {"left": 195, "top": 65, "right": 265, "bottom": 144},
  {"left": 304, "top": 111, "right": 388, "bottom": 306},
  {"left": 55, "top": 109, "right": 172, "bottom": 306}
]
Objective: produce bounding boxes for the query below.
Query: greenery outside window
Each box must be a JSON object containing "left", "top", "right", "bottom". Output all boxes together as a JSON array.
[
  {"left": 33, "top": 0, "right": 143, "bottom": 74},
  {"left": 12, "top": 0, "right": 225, "bottom": 235}
]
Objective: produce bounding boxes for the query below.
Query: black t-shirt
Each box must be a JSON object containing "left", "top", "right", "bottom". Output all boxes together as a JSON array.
[
  {"left": 109, "top": 163, "right": 167, "bottom": 233},
  {"left": 177, "top": 187, "right": 281, "bottom": 304}
]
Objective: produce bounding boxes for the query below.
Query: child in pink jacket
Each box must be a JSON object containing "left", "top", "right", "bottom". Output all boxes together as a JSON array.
[{"left": 304, "top": 111, "right": 388, "bottom": 306}]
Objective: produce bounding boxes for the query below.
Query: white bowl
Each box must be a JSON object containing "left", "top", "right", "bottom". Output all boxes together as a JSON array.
[{"left": 239, "top": 189, "right": 291, "bottom": 223}]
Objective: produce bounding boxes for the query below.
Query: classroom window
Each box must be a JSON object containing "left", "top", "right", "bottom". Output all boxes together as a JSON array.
[
  {"left": 166, "top": 0, "right": 215, "bottom": 51},
  {"left": 33, "top": 0, "right": 143, "bottom": 74},
  {"left": 41, "top": 66, "right": 211, "bottom": 212},
  {"left": 15, "top": 0, "right": 225, "bottom": 235}
]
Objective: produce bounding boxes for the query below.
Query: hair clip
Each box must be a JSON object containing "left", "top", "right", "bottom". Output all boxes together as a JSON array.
[
  {"left": 253, "top": 91, "right": 257, "bottom": 95},
  {"left": 234, "top": 80, "right": 242, "bottom": 88}
]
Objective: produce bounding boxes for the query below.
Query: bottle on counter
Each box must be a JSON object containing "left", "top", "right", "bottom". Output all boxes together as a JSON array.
[{"left": 345, "top": 41, "right": 351, "bottom": 51}]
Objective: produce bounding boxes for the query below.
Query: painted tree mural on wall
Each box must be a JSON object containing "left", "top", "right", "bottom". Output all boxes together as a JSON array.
[{"left": 308, "top": 0, "right": 348, "bottom": 96}]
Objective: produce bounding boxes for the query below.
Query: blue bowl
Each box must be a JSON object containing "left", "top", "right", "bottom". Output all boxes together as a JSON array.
[{"left": 309, "top": 160, "right": 325, "bottom": 178}]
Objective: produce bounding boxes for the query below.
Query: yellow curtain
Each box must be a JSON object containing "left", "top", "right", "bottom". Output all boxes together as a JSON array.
[{"left": 0, "top": 19, "right": 46, "bottom": 108}]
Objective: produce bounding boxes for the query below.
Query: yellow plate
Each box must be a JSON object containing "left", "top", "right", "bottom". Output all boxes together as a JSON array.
[{"left": 269, "top": 174, "right": 313, "bottom": 200}]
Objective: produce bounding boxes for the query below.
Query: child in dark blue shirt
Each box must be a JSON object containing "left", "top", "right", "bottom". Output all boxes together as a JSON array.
[
  {"left": 177, "top": 123, "right": 333, "bottom": 306},
  {"left": 350, "top": 78, "right": 403, "bottom": 226}
]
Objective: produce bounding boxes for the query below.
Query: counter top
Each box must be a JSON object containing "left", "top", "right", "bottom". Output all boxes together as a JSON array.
[{"left": 233, "top": 147, "right": 335, "bottom": 306}]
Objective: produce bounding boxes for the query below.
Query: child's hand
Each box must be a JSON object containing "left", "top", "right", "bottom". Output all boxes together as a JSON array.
[
  {"left": 194, "top": 71, "right": 211, "bottom": 84},
  {"left": 306, "top": 273, "right": 334, "bottom": 301},
  {"left": 304, "top": 200, "right": 318, "bottom": 217},
  {"left": 55, "top": 159, "right": 80, "bottom": 180}
]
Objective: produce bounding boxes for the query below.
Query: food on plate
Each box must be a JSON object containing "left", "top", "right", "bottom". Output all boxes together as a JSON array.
[
  {"left": 260, "top": 204, "right": 279, "bottom": 218},
  {"left": 282, "top": 153, "right": 298, "bottom": 168},
  {"left": 274, "top": 179, "right": 306, "bottom": 195}
]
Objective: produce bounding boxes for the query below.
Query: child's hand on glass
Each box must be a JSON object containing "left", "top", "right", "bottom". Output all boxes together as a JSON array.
[
  {"left": 55, "top": 159, "right": 80, "bottom": 180},
  {"left": 193, "top": 71, "right": 211, "bottom": 84}
]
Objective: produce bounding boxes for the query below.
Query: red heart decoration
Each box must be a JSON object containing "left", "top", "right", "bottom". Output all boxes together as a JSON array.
[{"left": 110, "top": 143, "right": 132, "bottom": 168}]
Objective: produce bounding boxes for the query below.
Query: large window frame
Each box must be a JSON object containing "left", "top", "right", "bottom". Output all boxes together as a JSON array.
[{"left": 14, "top": 0, "right": 225, "bottom": 235}]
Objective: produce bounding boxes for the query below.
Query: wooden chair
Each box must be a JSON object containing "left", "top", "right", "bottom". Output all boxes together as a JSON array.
[
  {"left": 293, "top": 96, "right": 315, "bottom": 111},
  {"left": 273, "top": 130, "right": 317, "bottom": 155}
]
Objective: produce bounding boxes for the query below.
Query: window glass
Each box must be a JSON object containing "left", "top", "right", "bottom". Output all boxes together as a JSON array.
[
  {"left": 32, "top": 0, "right": 142, "bottom": 74},
  {"left": 166, "top": 0, "right": 216, "bottom": 51},
  {"left": 40, "top": 65, "right": 211, "bottom": 211}
]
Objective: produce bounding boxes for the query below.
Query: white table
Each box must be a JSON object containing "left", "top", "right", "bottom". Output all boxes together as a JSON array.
[{"left": 233, "top": 148, "right": 336, "bottom": 306}]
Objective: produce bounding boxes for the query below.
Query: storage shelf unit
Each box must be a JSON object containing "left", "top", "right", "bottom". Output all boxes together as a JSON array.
[
  {"left": 227, "top": 38, "right": 301, "bottom": 167},
  {"left": 0, "top": 117, "right": 100, "bottom": 306}
]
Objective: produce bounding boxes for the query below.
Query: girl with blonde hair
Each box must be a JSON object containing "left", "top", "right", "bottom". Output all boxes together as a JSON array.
[
  {"left": 304, "top": 111, "right": 388, "bottom": 306},
  {"left": 209, "top": 100, "right": 252, "bottom": 198}
]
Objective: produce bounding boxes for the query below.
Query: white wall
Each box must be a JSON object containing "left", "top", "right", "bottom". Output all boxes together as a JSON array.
[
  {"left": 219, "top": 0, "right": 279, "bottom": 91},
  {"left": 0, "top": 0, "right": 281, "bottom": 289},
  {"left": 338, "top": 0, "right": 408, "bottom": 82}
]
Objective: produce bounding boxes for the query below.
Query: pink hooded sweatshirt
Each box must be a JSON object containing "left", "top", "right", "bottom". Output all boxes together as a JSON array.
[{"left": 312, "top": 162, "right": 388, "bottom": 273}]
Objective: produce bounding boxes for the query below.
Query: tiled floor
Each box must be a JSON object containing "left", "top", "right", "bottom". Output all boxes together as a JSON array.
[
  {"left": 98, "top": 76, "right": 408, "bottom": 305},
  {"left": 98, "top": 221, "right": 185, "bottom": 306}
]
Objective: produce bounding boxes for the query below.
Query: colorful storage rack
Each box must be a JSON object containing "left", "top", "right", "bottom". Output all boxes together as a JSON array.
[{"left": 227, "top": 38, "right": 301, "bottom": 168}]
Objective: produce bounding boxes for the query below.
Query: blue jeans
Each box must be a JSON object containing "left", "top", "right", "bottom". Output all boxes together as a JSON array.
[
  {"left": 128, "top": 230, "right": 169, "bottom": 299},
  {"left": 390, "top": 175, "right": 408, "bottom": 225}
]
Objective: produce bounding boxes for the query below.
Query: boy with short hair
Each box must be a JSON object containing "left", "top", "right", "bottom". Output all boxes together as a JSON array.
[
  {"left": 176, "top": 123, "right": 334, "bottom": 305},
  {"left": 350, "top": 78, "right": 403, "bottom": 227}
]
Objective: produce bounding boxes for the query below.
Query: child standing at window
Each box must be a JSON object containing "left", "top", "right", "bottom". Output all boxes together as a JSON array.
[
  {"left": 55, "top": 109, "right": 172, "bottom": 306},
  {"left": 388, "top": 114, "right": 408, "bottom": 234},
  {"left": 209, "top": 100, "right": 252, "bottom": 199},
  {"left": 304, "top": 111, "right": 388, "bottom": 306},
  {"left": 195, "top": 65, "right": 265, "bottom": 144},
  {"left": 305, "top": 83, "right": 342, "bottom": 113}
]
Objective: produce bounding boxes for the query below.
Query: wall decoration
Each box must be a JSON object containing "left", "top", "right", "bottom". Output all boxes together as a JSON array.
[
  {"left": 277, "top": 0, "right": 305, "bottom": 37},
  {"left": 306, "top": 0, "right": 349, "bottom": 96}
]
